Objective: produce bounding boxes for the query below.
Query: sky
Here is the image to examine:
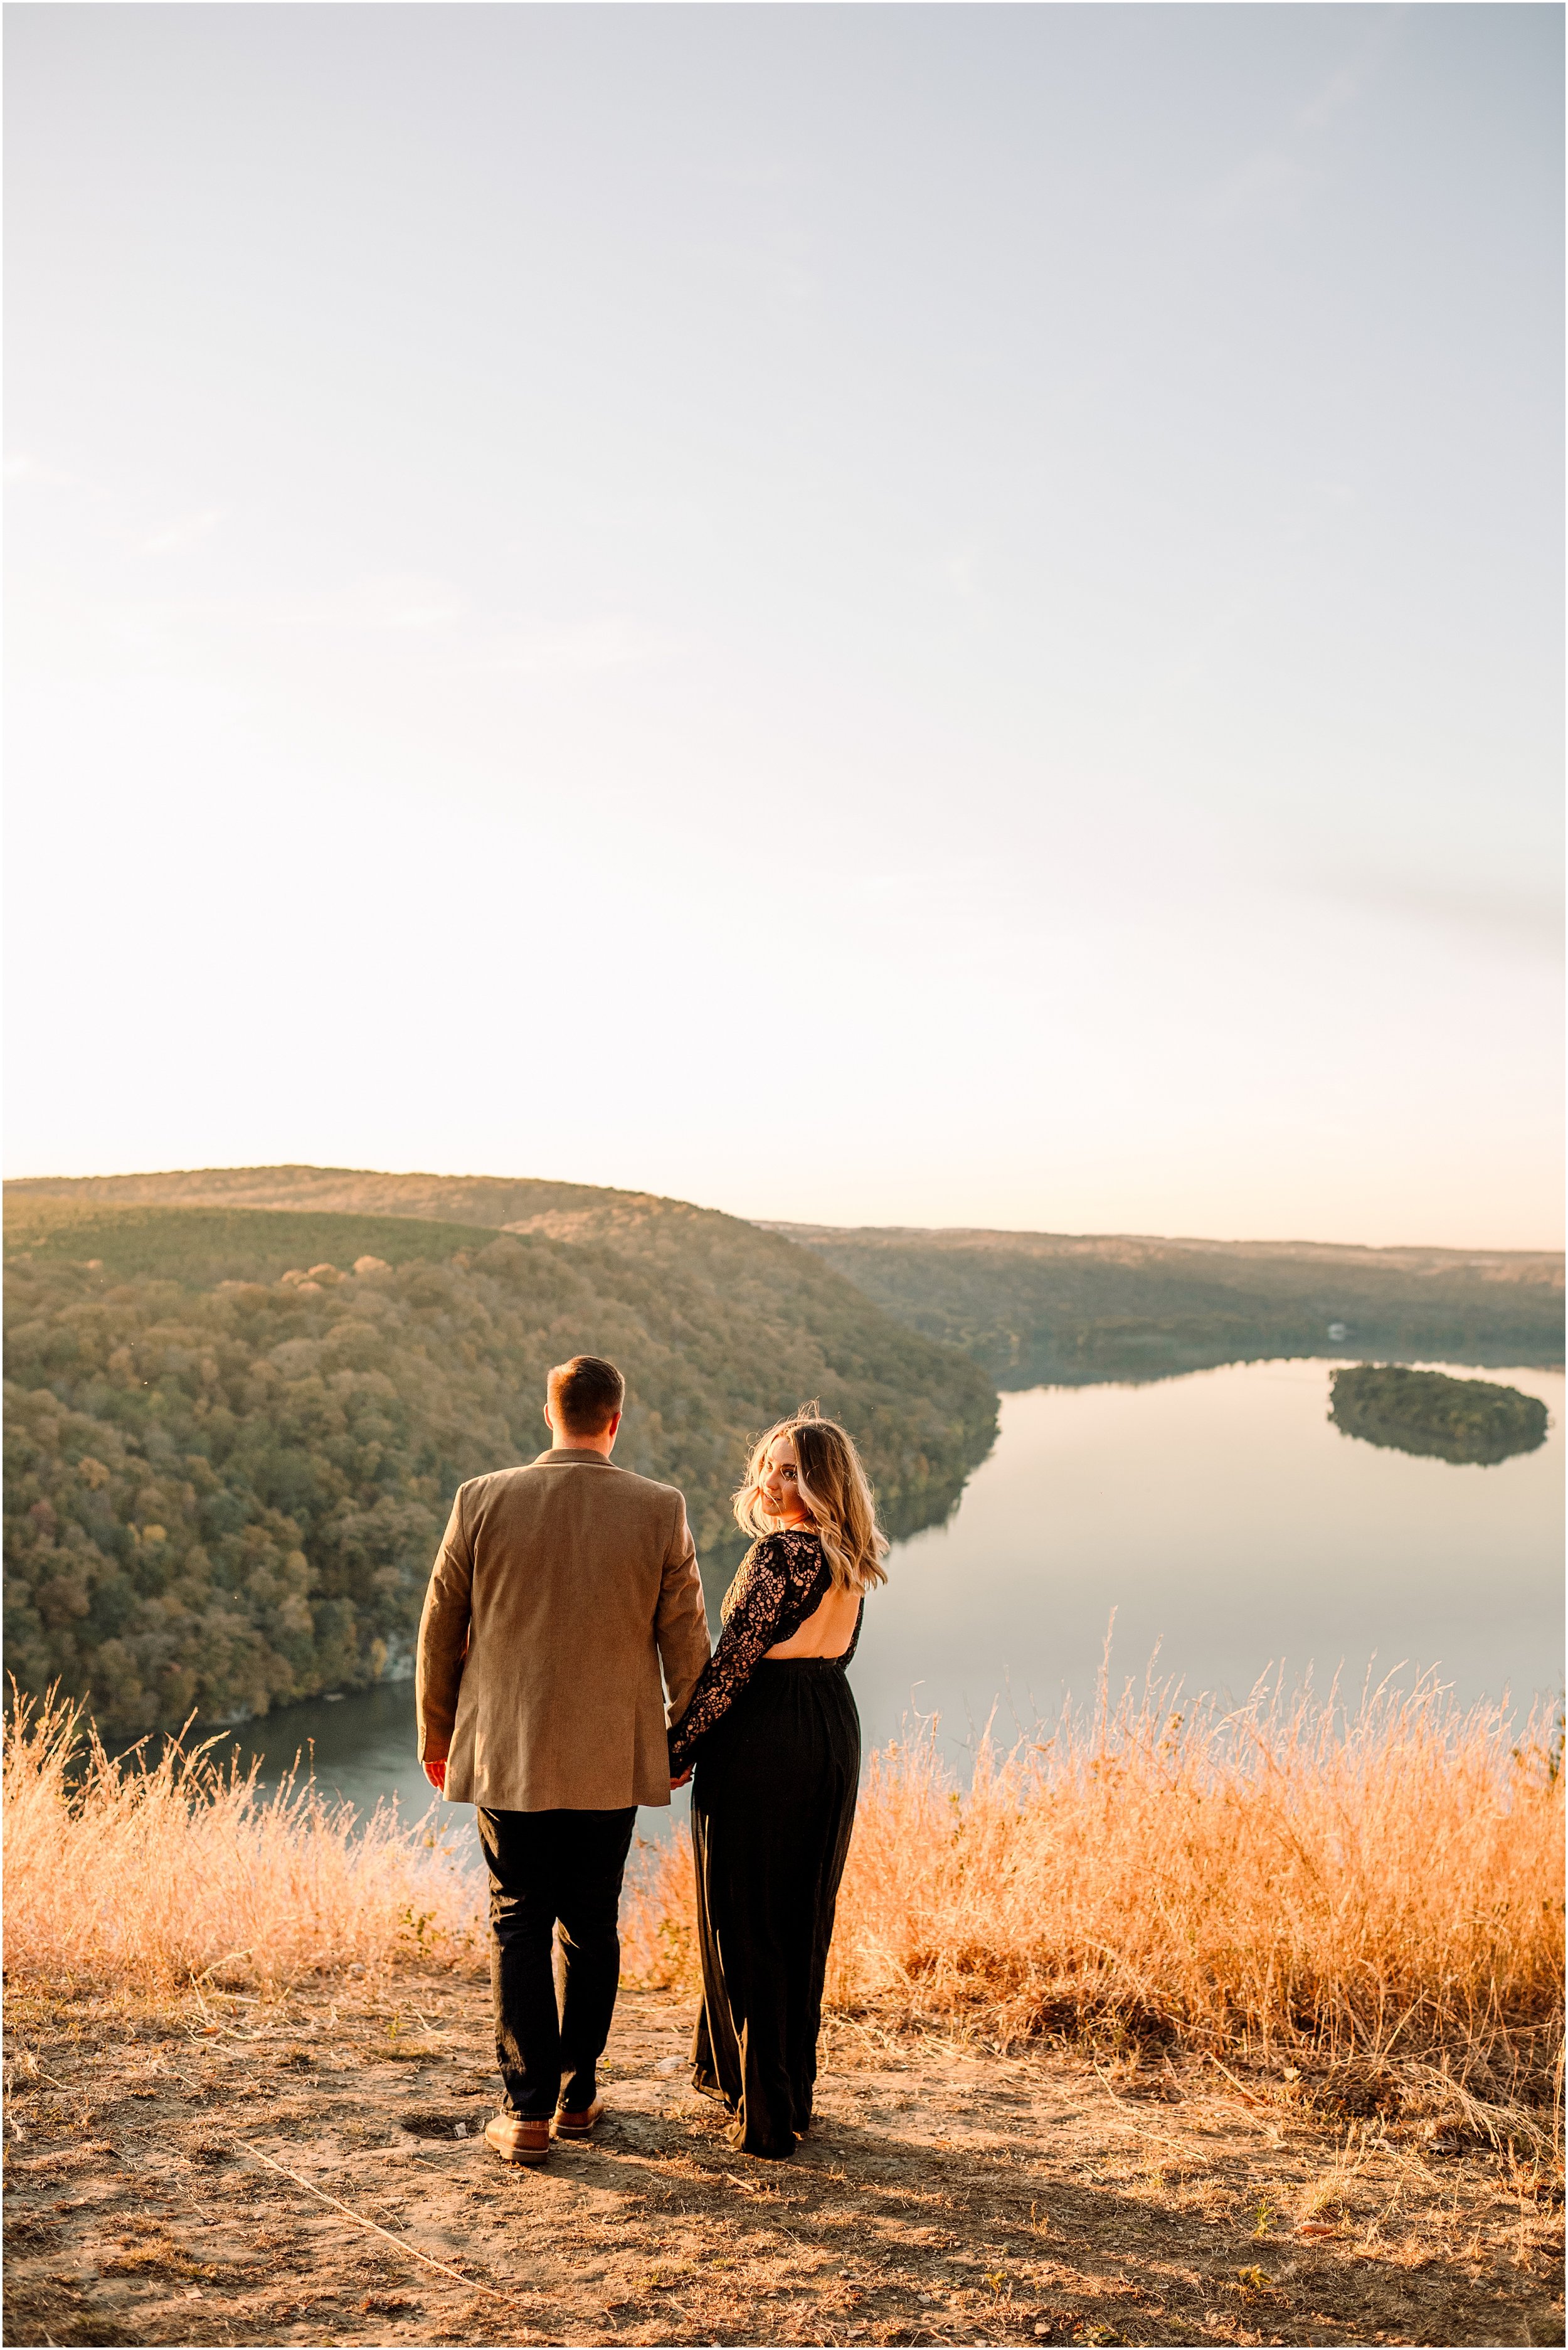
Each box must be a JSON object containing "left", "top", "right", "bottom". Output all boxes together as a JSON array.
[{"left": 6, "top": 4, "right": 1562, "bottom": 1247}]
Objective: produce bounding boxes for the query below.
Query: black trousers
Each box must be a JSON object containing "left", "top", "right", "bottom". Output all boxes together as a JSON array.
[
  {"left": 690, "top": 1659, "right": 860, "bottom": 2158},
  {"left": 476, "top": 1805, "right": 637, "bottom": 2120}
]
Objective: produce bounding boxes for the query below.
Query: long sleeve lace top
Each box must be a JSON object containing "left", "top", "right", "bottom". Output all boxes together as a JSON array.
[{"left": 667, "top": 1528, "right": 861, "bottom": 1775}]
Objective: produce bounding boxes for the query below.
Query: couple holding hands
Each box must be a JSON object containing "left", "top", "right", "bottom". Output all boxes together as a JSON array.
[{"left": 416, "top": 1354, "right": 887, "bottom": 2164}]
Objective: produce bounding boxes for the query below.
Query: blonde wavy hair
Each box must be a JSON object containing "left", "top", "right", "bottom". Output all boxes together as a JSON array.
[{"left": 733, "top": 1403, "right": 890, "bottom": 1593}]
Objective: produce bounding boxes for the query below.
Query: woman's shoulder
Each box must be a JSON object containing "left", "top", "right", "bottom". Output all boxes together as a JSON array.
[
  {"left": 749, "top": 1528, "right": 824, "bottom": 1583},
  {"left": 726, "top": 1527, "right": 803, "bottom": 1586}
]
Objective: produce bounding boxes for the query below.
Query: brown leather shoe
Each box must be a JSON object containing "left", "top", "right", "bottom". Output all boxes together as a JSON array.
[
  {"left": 552, "top": 2097, "right": 604, "bottom": 2138},
  {"left": 484, "top": 2112, "right": 550, "bottom": 2165}
]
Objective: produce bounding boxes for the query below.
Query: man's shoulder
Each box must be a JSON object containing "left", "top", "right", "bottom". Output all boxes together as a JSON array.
[
  {"left": 458, "top": 1461, "right": 684, "bottom": 1513},
  {"left": 604, "top": 1464, "right": 687, "bottom": 1516},
  {"left": 456, "top": 1463, "right": 534, "bottom": 1502},
  {"left": 452, "top": 1462, "right": 554, "bottom": 1519}
]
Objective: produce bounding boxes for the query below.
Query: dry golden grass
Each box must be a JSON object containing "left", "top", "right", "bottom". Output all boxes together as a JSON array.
[
  {"left": 623, "top": 1669, "right": 1565, "bottom": 2137},
  {"left": 3, "top": 1688, "right": 482, "bottom": 1991},
  {"left": 8, "top": 1670, "right": 1562, "bottom": 2146}
]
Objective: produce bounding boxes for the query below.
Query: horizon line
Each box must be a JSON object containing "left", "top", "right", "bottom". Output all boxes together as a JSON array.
[{"left": 4, "top": 1159, "right": 1562, "bottom": 1263}]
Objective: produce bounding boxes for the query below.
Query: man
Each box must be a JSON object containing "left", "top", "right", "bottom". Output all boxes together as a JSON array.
[{"left": 416, "top": 1353, "right": 711, "bottom": 2167}]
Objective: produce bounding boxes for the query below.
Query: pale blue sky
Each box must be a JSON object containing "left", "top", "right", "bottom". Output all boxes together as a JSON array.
[{"left": 6, "top": 5, "right": 1562, "bottom": 1243}]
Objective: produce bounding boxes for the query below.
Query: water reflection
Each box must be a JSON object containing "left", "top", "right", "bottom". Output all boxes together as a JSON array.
[
  {"left": 229, "top": 1358, "right": 1562, "bottom": 1831},
  {"left": 859, "top": 1358, "right": 1562, "bottom": 1765}
]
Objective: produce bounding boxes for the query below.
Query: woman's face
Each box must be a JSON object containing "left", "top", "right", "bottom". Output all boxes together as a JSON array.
[{"left": 759, "top": 1433, "right": 813, "bottom": 1526}]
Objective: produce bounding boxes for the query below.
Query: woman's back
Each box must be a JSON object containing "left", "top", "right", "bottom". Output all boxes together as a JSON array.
[{"left": 765, "top": 1582, "right": 861, "bottom": 1659}]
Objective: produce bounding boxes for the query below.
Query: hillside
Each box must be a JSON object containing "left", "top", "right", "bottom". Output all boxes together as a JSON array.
[
  {"left": 9, "top": 1164, "right": 694, "bottom": 1224},
  {"left": 3, "top": 1181, "right": 997, "bottom": 1741},
  {"left": 765, "top": 1223, "right": 1565, "bottom": 1386}
]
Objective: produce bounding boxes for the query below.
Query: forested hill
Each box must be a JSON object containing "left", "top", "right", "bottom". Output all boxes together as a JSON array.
[
  {"left": 765, "top": 1225, "right": 1565, "bottom": 1387},
  {"left": 4, "top": 1179, "right": 997, "bottom": 1741}
]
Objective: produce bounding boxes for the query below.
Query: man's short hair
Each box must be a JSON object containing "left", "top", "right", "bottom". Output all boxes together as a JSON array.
[{"left": 548, "top": 1354, "right": 626, "bottom": 1437}]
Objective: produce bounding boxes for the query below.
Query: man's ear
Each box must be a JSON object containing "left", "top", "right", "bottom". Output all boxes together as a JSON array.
[
  {"left": 543, "top": 1400, "right": 554, "bottom": 1433},
  {"left": 607, "top": 1410, "right": 622, "bottom": 1438}
]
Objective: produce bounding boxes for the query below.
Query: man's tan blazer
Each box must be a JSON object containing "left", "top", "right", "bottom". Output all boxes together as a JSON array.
[{"left": 415, "top": 1449, "right": 711, "bottom": 1811}]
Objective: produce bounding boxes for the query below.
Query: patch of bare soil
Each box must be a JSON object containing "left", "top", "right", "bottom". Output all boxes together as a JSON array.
[{"left": 4, "top": 1973, "right": 1562, "bottom": 2349}]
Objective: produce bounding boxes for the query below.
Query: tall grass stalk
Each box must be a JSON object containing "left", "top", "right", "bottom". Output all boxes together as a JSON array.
[{"left": 3, "top": 1688, "right": 482, "bottom": 1991}]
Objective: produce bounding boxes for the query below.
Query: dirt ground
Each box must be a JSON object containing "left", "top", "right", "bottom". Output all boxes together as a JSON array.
[{"left": 4, "top": 1970, "right": 1562, "bottom": 2350}]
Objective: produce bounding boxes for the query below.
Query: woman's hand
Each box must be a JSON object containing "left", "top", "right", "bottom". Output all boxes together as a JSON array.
[{"left": 669, "top": 1769, "right": 692, "bottom": 1790}]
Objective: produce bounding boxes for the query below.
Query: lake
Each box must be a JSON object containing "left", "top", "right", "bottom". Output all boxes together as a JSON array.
[{"left": 230, "top": 1357, "right": 1564, "bottom": 1832}]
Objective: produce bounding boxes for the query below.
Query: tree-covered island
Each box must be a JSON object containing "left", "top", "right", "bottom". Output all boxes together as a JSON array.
[{"left": 1329, "top": 1364, "right": 1550, "bottom": 1466}]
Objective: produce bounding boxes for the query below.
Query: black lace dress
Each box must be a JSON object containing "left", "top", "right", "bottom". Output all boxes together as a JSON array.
[{"left": 667, "top": 1528, "right": 862, "bottom": 2159}]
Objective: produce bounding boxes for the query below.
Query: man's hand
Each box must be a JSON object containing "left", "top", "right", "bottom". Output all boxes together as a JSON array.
[
  {"left": 423, "top": 1755, "right": 448, "bottom": 1793},
  {"left": 669, "top": 1769, "right": 691, "bottom": 1790}
]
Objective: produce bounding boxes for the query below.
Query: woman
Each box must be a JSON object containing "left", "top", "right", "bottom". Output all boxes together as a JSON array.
[{"left": 667, "top": 1405, "right": 889, "bottom": 2159}]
